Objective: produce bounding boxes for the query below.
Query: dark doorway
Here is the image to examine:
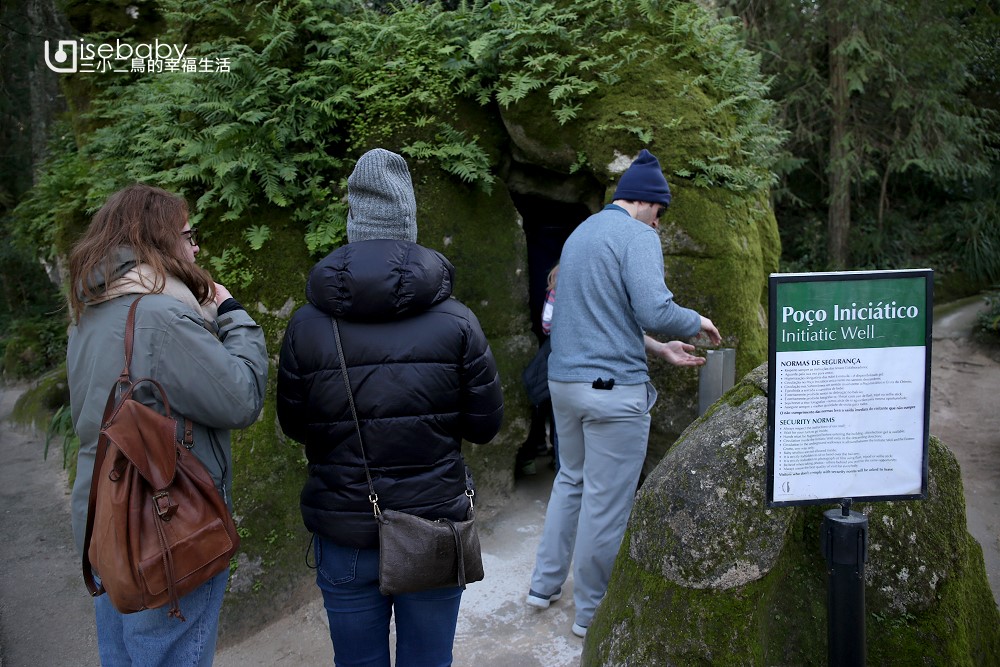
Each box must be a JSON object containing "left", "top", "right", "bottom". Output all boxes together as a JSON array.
[
  {"left": 510, "top": 193, "right": 589, "bottom": 343},
  {"left": 508, "top": 192, "right": 590, "bottom": 479}
]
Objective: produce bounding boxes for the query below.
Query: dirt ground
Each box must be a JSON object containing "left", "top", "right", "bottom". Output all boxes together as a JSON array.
[
  {"left": 927, "top": 296, "right": 1000, "bottom": 601},
  {"left": 0, "top": 295, "right": 996, "bottom": 666}
]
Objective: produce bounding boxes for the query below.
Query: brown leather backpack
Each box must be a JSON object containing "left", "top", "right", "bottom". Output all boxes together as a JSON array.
[{"left": 82, "top": 295, "right": 240, "bottom": 620}]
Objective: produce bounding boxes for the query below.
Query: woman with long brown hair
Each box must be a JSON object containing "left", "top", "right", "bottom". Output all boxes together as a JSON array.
[{"left": 67, "top": 183, "right": 268, "bottom": 665}]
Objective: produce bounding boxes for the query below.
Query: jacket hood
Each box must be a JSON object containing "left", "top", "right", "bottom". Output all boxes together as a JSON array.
[
  {"left": 306, "top": 239, "right": 455, "bottom": 321},
  {"left": 78, "top": 246, "right": 138, "bottom": 300}
]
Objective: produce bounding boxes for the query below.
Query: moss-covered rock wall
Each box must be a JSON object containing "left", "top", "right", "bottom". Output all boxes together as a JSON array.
[{"left": 584, "top": 364, "right": 1000, "bottom": 666}]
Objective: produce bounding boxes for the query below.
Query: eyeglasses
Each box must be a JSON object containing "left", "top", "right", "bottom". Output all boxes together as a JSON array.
[
  {"left": 180, "top": 228, "right": 199, "bottom": 247},
  {"left": 654, "top": 205, "right": 668, "bottom": 220}
]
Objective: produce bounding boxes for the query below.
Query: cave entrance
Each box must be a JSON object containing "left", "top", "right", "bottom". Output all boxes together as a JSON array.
[
  {"left": 505, "top": 160, "right": 604, "bottom": 343},
  {"left": 506, "top": 160, "right": 604, "bottom": 480},
  {"left": 510, "top": 192, "right": 587, "bottom": 342}
]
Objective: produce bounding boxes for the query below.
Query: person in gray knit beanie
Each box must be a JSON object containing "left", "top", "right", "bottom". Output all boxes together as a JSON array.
[{"left": 346, "top": 148, "right": 418, "bottom": 244}]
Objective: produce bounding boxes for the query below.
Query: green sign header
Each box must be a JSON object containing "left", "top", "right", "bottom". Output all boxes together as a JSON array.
[{"left": 774, "top": 276, "right": 927, "bottom": 352}]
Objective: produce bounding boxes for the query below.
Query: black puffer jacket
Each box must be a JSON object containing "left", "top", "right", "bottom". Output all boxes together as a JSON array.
[{"left": 277, "top": 239, "right": 504, "bottom": 548}]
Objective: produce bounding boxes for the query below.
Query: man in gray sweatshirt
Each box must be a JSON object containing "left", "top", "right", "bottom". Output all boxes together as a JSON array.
[{"left": 526, "top": 149, "right": 721, "bottom": 638}]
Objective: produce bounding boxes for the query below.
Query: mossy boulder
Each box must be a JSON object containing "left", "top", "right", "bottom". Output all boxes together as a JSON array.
[
  {"left": 10, "top": 365, "right": 70, "bottom": 429},
  {"left": 584, "top": 364, "right": 1000, "bottom": 666}
]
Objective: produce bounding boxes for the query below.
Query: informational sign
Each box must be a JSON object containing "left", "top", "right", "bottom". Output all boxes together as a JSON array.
[{"left": 767, "top": 270, "right": 932, "bottom": 506}]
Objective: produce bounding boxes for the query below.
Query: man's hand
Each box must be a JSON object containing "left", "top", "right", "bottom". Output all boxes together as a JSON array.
[
  {"left": 700, "top": 316, "right": 722, "bottom": 346},
  {"left": 645, "top": 336, "right": 706, "bottom": 367}
]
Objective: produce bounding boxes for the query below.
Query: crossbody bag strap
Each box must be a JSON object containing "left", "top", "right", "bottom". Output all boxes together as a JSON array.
[
  {"left": 82, "top": 295, "right": 145, "bottom": 595},
  {"left": 331, "top": 319, "right": 381, "bottom": 517}
]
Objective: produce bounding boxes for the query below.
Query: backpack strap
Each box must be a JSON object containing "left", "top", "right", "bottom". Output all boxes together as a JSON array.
[
  {"left": 122, "top": 295, "right": 139, "bottom": 375},
  {"left": 82, "top": 295, "right": 144, "bottom": 596}
]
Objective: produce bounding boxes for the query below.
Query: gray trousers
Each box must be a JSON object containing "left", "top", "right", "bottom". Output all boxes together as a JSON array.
[{"left": 529, "top": 380, "right": 657, "bottom": 627}]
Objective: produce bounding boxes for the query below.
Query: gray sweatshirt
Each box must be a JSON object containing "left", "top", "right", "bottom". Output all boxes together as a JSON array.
[{"left": 547, "top": 204, "right": 702, "bottom": 385}]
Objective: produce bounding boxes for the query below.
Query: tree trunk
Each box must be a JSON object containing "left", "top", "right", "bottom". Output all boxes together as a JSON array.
[
  {"left": 827, "top": 10, "right": 851, "bottom": 269},
  {"left": 0, "top": 0, "right": 71, "bottom": 204}
]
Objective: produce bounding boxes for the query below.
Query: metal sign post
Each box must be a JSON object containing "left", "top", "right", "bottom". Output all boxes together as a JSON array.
[{"left": 820, "top": 499, "right": 868, "bottom": 667}]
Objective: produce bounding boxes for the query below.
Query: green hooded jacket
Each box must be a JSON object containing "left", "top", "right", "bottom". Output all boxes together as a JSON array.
[{"left": 67, "top": 249, "right": 268, "bottom": 555}]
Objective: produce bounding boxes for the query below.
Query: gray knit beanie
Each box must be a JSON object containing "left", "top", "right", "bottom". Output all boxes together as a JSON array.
[{"left": 346, "top": 148, "right": 418, "bottom": 244}]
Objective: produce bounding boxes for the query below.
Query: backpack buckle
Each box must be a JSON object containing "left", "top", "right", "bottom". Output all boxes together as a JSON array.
[{"left": 153, "top": 491, "right": 178, "bottom": 519}]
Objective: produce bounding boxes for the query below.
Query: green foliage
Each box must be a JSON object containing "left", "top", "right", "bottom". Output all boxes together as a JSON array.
[
  {"left": 10, "top": 0, "right": 784, "bottom": 293},
  {"left": 956, "top": 198, "right": 1000, "bottom": 286},
  {"left": 978, "top": 291, "right": 1000, "bottom": 339},
  {"left": 662, "top": 3, "right": 784, "bottom": 192},
  {"left": 597, "top": 111, "right": 654, "bottom": 145},
  {"left": 243, "top": 225, "right": 273, "bottom": 251},
  {"left": 569, "top": 151, "right": 588, "bottom": 174},
  {"left": 13, "top": 1, "right": 352, "bottom": 256},
  {"left": 9, "top": 365, "right": 71, "bottom": 430},
  {"left": 0, "top": 222, "right": 65, "bottom": 325},
  {"left": 720, "top": 0, "right": 999, "bottom": 275},
  {"left": 8, "top": 125, "right": 91, "bottom": 259},
  {"left": 44, "top": 404, "right": 81, "bottom": 472},
  {"left": 209, "top": 247, "right": 254, "bottom": 289},
  {"left": 304, "top": 204, "right": 348, "bottom": 255},
  {"left": 1, "top": 315, "right": 69, "bottom": 380},
  {"left": 473, "top": 0, "right": 782, "bottom": 191},
  {"left": 402, "top": 124, "right": 494, "bottom": 192},
  {"left": 737, "top": 0, "right": 997, "bottom": 186}
]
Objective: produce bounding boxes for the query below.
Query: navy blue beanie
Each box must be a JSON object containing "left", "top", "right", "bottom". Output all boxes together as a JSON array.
[{"left": 612, "top": 149, "right": 671, "bottom": 207}]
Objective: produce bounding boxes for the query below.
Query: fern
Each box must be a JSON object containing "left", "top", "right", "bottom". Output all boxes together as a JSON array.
[
  {"left": 403, "top": 125, "right": 494, "bottom": 192},
  {"left": 209, "top": 247, "right": 254, "bottom": 289},
  {"left": 569, "top": 151, "right": 589, "bottom": 174},
  {"left": 598, "top": 109, "right": 656, "bottom": 144},
  {"left": 244, "top": 225, "right": 272, "bottom": 251},
  {"left": 44, "top": 405, "right": 80, "bottom": 470}
]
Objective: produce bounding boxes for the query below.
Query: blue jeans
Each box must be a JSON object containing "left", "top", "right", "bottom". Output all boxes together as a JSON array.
[
  {"left": 314, "top": 536, "right": 463, "bottom": 667},
  {"left": 93, "top": 569, "right": 228, "bottom": 666}
]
